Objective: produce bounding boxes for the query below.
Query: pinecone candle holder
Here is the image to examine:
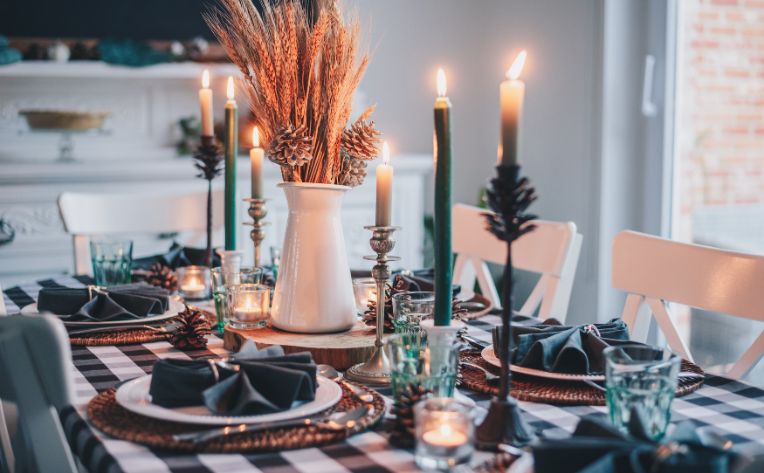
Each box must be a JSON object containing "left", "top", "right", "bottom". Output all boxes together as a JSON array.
[
  {"left": 170, "top": 306, "right": 212, "bottom": 351},
  {"left": 390, "top": 383, "right": 432, "bottom": 448},
  {"left": 475, "top": 164, "right": 538, "bottom": 449},
  {"left": 192, "top": 136, "right": 224, "bottom": 267}
]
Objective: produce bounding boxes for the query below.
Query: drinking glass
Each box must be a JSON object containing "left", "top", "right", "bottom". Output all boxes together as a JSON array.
[
  {"left": 229, "top": 283, "right": 270, "bottom": 329},
  {"left": 604, "top": 346, "right": 680, "bottom": 440},
  {"left": 352, "top": 277, "right": 376, "bottom": 315},
  {"left": 387, "top": 331, "right": 458, "bottom": 399},
  {"left": 392, "top": 291, "right": 435, "bottom": 334},
  {"left": 211, "top": 267, "right": 265, "bottom": 333},
  {"left": 90, "top": 239, "right": 133, "bottom": 286},
  {"left": 415, "top": 398, "right": 474, "bottom": 471}
]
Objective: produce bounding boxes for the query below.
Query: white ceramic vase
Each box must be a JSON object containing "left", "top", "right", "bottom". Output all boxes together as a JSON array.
[{"left": 271, "top": 182, "right": 356, "bottom": 333}]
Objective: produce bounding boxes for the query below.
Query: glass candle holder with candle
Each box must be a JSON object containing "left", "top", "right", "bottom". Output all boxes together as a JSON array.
[
  {"left": 229, "top": 283, "right": 270, "bottom": 329},
  {"left": 415, "top": 398, "right": 474, "bottom": 471},
  {"left": 177, "top": 266, "right": 211, "bottom": 300},
  {"left": 352, "top": 277, "right": 376, "bottom": 315}
]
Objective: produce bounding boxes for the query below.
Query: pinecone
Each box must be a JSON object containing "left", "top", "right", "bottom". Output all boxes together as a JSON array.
[
  {"left": 474, "top": 453, "right": 519, "bottom": 473},
  {"left": 341, "top": 120, "right": 381, "bottom": 161},
  {"left": 145, "top": 263, "right": 178, "bottom": 292},
  {"left": 192, "top": 137, "right": 224, "bottom": 181},
  {"left": 170, "top": 306, "right": 212, "bottom": 350},
  {"left": 390, "top": 383, "right": 432, "bottom": 448},
  {"left": 338, "top": 151, "right": 368, "bottom": 187},
  {"left": 268, "top": 124, "right": 312, "bottom": 168}
]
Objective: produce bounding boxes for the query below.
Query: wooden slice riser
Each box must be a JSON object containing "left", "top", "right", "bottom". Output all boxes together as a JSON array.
[{"left": 223, "top": 321, "right": 377, "bottom": 370}]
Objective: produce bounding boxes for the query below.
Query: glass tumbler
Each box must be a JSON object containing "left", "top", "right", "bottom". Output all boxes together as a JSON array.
[
  {"left": 415, "top": 398, "right": 474, "bottom": 471},
  {"left": 604, "top": 345, "right": 680, "bottom": 440},
  {"left": 90, "top": 239, "right": 133, "bottom": 286},
  {"left": 229, "top": 283, "right": 270, "bottom": 329},
  {"left": 392, "top": 291, "right": 435, "bottom": 334},
  {"left": 387, "top": 331, "right": 459, "bottom": 399},
  {"left": 176, "top": 266, "right": 211, "bottom": 300}
]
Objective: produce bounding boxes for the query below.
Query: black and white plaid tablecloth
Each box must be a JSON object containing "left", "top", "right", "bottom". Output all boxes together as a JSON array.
[{"left": 4, "top": 277, "right": 764, "bottom": 473}]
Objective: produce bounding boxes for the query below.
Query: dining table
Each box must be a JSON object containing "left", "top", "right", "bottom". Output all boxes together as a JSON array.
[{"left": 3, "top": 275, "right": 764, "bottom": 473}]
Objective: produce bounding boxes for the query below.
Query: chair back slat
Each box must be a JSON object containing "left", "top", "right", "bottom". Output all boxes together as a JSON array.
[
  {"left": 59, "top": 189, "right": 224, "bottom": 274},
  {"left": 452, "top": 204, "right": 582, "bottom": 321},
  {"left": 612, "top": 230, "right": 764, "bottom": 379}
]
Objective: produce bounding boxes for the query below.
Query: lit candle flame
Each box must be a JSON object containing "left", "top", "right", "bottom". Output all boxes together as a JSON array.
[
  {"left": 202, "top": 69, "right": 210, "bottom": 89},
  {"left": 439, "top": 424, "right": 453, "bottom": 436},
  {"left": 252, "top": 126, "right": 260, "bottom": 147},
  {"left": 226, "top": 76, "right": 235, "bottom": 100},
  {"left": 506, "top": 50, "right": 527, "bottom": 81},
  {"left": 382, "top": 141, "right": 390, "bottom": 165},
  {"left": 436, "top": 68, "right": 447, "bottom": 97}
]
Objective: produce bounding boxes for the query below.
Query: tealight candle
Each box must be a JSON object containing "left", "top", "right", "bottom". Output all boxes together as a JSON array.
[
  {"left": 352, "top": 277, "right": 377, "bottom": 314},
  {"left": 415, "top": 398, "right": 473, "bottom": 470},
  {"left": 177, "top": 266, "right": 211, "bottom": 300},
  {"left": 230, "top": 283, "right": 269, "bottom": 329}
]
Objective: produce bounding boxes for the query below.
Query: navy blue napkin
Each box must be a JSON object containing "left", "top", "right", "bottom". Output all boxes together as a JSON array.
[
  {"left": 131, "top": 242, "right": 220, "bottom": 270},
  {"left": 493, "top": 318, "right": 641, "bottom": 375},
  {"left": 149, "top": 343, "right": 317, "bottom": 416},
  {"left": 37, "top": 283, "right": 169, "bottom": 322},
  {"left": 533, "top": 412, "right": 740, "bottom": 473}
]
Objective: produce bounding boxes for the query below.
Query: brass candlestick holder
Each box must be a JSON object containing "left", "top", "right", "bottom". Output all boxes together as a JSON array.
[
  {"left": 345, "top": 225, "right": 400, "bottom": 386},
  {"left": 243, "top": 198, "right": 269, "bottom": 267}
]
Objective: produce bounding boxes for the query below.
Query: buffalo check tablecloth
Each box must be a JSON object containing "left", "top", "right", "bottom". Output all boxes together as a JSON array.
[{"left": 3, "top": 276, "right": 764, "bottom": 473}]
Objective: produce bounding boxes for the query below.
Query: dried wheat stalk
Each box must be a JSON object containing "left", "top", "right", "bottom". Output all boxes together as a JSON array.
[{"left": 206, "top": 0, "right": 372, "bottom": 184}]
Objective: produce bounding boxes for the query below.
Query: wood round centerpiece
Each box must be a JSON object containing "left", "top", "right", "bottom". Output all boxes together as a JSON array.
[{"left": 223, "top": 320, "right": 377, "bottom": 370}]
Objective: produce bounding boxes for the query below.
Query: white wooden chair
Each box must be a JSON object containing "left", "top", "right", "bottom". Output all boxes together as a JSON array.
[
  {"left": 0, "top": 315, "right": 78, "bottom": 473},
  {"left": 58, "top": 189, "right": 224, "bottom": 274},
  {"left": 452, "top": 204, "right": 583, "bottom": 322},
  {"left": 612, "top": 230, "right": 764, "bottom": 380}
]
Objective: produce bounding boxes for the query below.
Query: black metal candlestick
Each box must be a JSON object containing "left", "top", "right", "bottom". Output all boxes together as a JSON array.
[
  {"left": 192, "top": 135, "right": 224, "bottom": 267},
  {"left": 475, "top": 164, "right": 538, "bottom": 450}
]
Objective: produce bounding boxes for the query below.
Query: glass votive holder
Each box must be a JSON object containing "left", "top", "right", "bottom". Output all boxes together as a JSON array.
[
  {"left": 415, "top": 398, "right": 474, "bottom": 471},
  {"left": 392, "top": 291, "right": 435, "bottom": 333},
  {"left": 387, "top": 332, "right": 459, "bottom": 400},
  {"left": 229, "top": 283, "right": 270, "bottom": 329},
  {"left": 352, "top": 277, "right": 377, "bottom": 314},
  {"left": 90, "top": 239, "right": 133, "bottom": 286},
  {"left": 176, "top": 266, "right": 211, "bottom": 301}
]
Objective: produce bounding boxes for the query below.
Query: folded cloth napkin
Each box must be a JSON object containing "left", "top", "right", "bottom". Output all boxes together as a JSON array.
[
  {"left": 132, "top": 242, "right": 221, "bottom": 270},
  {"left": 493, "top": 318, "right": 640, "bottom": 375},
  {"left": 391, "top": 269, "right": 461, "bottom": 297},
  {"left": 37, "top": 283, "right": 169, "bottom": 322},
  {"left": 149, "top": 342, "right": 318, "bottom": 416},
  {"left": 533, "top": 412, "right": 741, "bottom": 473}
]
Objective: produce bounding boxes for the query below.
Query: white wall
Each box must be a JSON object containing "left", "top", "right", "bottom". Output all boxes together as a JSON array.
[{"left": 351, "top": 0, "right": 609, "bottom": 322}]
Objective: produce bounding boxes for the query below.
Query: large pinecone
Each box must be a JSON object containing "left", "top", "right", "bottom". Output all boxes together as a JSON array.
[
  {"left": 390, "top": 383, "right": 432, "bottom": 448},
  {"left": 338, "top": 151, "right": 368, "bottom": 187},
  {"left": 170, "top": 306, "right": 212, "bottom": 351},
  {"left": 268, "top": 124, "right": 312, "bottom": 168},
  {"left": 341, "top": 120, "right": 381, "bottom": 161},
  {"left": 145, "top": 263, "right": 178, "bottom": 292}
]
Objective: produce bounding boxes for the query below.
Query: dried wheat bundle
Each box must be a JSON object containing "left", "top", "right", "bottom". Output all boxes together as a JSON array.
[{"left": 206, "top": 0, "right": 379, "bottom": 184}]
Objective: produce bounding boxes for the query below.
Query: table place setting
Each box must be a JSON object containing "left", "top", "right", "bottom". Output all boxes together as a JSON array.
[{"left": 2, "top": 1, "right": 764, "bottom": 473}]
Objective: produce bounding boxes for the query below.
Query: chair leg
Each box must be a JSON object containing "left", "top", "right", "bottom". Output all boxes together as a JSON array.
[
  {"left": 727, "top": 331, "right": 764, "bottom": 380},
  {"left": 0, "top": 401, "right": 13, "bottom": 473}
]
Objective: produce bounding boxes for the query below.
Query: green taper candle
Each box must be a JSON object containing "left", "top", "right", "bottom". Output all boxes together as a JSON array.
[
  {"left": 433, "top": 68, "right": 452, "bottom": 326},
  {"left": 224, "top": 76, "right": 238, "bottom": 251}
]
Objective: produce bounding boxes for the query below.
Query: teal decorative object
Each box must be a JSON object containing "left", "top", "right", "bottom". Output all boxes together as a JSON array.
[
  {"left": 0, "top": 36, "right": 22, "bottom": 66},
  {"left": 98, "top": 39, "right": 170, "bottom": 67}
]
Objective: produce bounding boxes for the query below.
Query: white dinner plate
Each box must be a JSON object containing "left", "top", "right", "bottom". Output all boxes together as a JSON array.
[
  {"left": 115, "top": 374, "right": 343, "bottom": 426},
  {"left": 22, "top": 296, "right": 185, "bottom": 327},
  {"left": 481, "top": 345, "right": 606, "bottom": 382}
]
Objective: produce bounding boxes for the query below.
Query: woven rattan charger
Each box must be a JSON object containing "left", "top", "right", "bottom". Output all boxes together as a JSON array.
[
  {"left": 88, "top": 381, "right": 385, "bottom": 453},
  {"left": 458, "top": 350, "right": 705, "bottom": 406},
  {"left": 69, "top": 327, "right": 173, "bottom": 346}
]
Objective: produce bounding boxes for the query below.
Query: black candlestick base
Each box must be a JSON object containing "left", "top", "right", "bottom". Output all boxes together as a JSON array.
[{"left": 476, "top": 397, "right": 536, "bottom": 450}]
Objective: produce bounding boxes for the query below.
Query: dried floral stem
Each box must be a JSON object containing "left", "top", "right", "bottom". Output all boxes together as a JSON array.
[{"left": 206, "top": 0, "right": 370, "bottom": 184}]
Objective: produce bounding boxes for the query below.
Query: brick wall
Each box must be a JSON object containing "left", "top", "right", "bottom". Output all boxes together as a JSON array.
[{"left": 676, "top": 0, "right": 764, "bottom": 242}]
